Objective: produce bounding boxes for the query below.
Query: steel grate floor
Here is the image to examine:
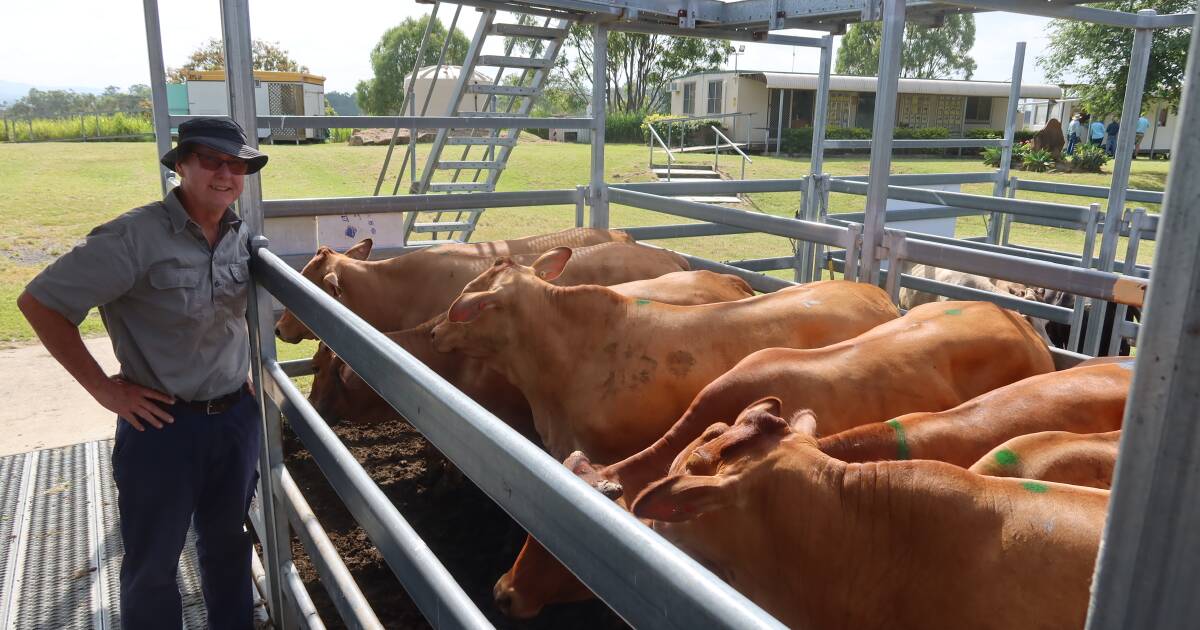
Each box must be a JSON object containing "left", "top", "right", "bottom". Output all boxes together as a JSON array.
[{"left": 0, "top": 440, "right": 268, "bottom": 629}]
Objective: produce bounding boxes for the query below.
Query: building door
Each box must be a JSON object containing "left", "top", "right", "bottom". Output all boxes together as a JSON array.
[{"left": 854, "top": 93, "right": 875, "bottom": 129}]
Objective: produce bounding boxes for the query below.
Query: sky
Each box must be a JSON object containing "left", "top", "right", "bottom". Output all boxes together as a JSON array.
[{"left": 0, "top": 1, "right": 1059, "bottom": 97}]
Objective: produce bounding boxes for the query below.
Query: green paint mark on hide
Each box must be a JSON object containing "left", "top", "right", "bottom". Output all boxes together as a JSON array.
[
  {"left": 636, "top": 299, "right": 651, "bottom": 305},
  {"left": 1022, "top": 481, "right": 1049, "bottom": 494},
  {"left": 886, "top": 419, "right": 911, "bottom": 460},
  {"left": 944, "top": 308, "right": 963, "bottom": 316},
  {"left": 995, "top": 449, "right": 1020, "bottom": 467}
]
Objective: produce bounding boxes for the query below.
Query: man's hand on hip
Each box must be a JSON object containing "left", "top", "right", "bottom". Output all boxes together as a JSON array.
[{"left": 93, "top": 375, "right": 176, "bottom": 431}]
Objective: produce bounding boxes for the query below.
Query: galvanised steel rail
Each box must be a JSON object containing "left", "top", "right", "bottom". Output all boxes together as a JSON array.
[
  {"left": 262, "top": 359, "right": 491, "bottom": 629},
  {"left": 897, "top": 235, "right": 1145, "bottom": 307},
  {"left": 1013, "top": 178, "right": 1165, "bottom": 206},
  {"left": 827, "top": 178, "right": 1092, "bottom": 226},
  {"left": 823, "top": 138, "right": 1003, "bottom": 149},
  {"left": 261, "top": 189, "right": 580, "bottom": 218},
  {"left": 837, "top": 171, "right": 998, "bottom": 185},
  {"left": 609, "top": 188, "right": 852, "bottom": 248},
  {"left": 168, "top": 114, "right": 593, "bottom": 130},
  {"left": 253, "top": 248, "right": 787, "bottom": 630},
  {"left": 276, "top": 466, "right": 383, "bottom": 629},
  {"left": 613, "top": 178, "right": 807, "bottom": 194}
]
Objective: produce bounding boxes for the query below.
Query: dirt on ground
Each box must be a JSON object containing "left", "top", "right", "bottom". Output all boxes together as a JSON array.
[{"left": 282, "top": 418, "right": 628, "bottom": 630}]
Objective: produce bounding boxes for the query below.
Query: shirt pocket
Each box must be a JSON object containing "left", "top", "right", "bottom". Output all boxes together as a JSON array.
[
  {"left": 147, "top": 265, "right": 204, "bottom": 322},
  {"left": 215, "top": 262, "right": 250, "bottom": 317}
]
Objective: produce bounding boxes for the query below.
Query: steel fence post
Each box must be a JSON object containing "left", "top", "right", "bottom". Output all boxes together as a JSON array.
[
  {"left": 590, "top": 24, "right": 609, "bottom": 229},
  {"left": 861, "top": 0, "right": 905, "bottom": 285},
  {"left": 1087, "top": 9, "right": 1155, "bottom": 356},
  {"left": 990, "top": 42, "right": 1025, "bottom": 245},
  {"left": 1086, "top": 11, "right": 1200, "bottom": 627}
]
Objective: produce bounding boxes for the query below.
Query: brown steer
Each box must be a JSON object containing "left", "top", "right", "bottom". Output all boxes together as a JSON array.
[
  {"left": 493, "top": 300, "right": 1055, "bottom": 618},
  {"left": 970, "top": 430, "right": 1121, "bottom": 489},
  {"left": 431, "top": 248, "right": 899, "bottom": 462},
  {"left": 275, "top": 230, "right": 680, "bottom": 342},
  {"left": 308, "top": 270, "right": 755, "bottom": 428},
  {"left": 819, "top": 361, "right": 1131, "bottom": 467},
  {"left": 629, "top": 398, "right": 1107, "bottom": 630}
]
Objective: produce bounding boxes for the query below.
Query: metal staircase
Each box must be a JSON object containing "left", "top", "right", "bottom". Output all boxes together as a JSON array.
[{"left": 373, "top": 3, "right": 575, "bottom": 246}]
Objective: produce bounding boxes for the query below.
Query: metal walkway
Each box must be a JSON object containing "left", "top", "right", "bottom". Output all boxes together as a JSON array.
[{"left": 0, "top": 440, "right": 267, "bottom": 629}]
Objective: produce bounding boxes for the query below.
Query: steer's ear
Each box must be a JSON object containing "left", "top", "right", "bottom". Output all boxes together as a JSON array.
[
  {"left": 632, "top": 474, "right": 729, "bottom": 522},
  {"left": 531, "top": 247, "right": 573, "bottom": 281},
  {"left": 322, "top": 272, "right": 342, "bottom": 297},
  {"left": 344, "top": 238, "right": 373, "bottom": 260},
  {"left": 787, "top": 409, "right": 818, "bottom": 437},
  {"left": 447, "top": 292, "right": 500, "bottom": 323}
]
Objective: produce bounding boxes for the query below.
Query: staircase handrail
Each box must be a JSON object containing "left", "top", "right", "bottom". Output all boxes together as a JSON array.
[
  {"left": 648, "top": 123, "right": 677, "bottom": 163},
  {"left": 711, "top": 124, "right": 751, "bottom": 179}
]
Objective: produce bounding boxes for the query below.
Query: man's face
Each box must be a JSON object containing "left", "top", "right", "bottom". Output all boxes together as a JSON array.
[{"left": 176, "top": 145, "right": 246, "bottom": 210}]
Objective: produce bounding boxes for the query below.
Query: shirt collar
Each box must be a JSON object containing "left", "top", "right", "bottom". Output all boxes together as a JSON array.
[{"left": 164, "top": 187, "right": 243, "bottom": 234}]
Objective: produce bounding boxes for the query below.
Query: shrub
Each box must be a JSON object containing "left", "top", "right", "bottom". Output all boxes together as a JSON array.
[
  {"left": 779, "top": 126, "right": 951, "bottom": 155},
  {"left": 606, "top": 111, "right": 646, "bottom": 144},
  {"left": 981, "top": 145, "right": 1003, "bottom": 167},
  {"left": 1022, "top": 146, "right": 1056, "bottom": 172},
  {"left": 964, "top": 128, "right": 1036, "bottom": 142},
  {"left": 1068, "top": 142, "right": 1109, "bottom": 173},
  {"left": 966, "top": 128, "right": 1002, "bottom": 139},
  {"left": 640, "top": 113, "right": 724, "bottom": 146},
  {"left": 2, "top": 111, "right": 154, "bottom": 142}
]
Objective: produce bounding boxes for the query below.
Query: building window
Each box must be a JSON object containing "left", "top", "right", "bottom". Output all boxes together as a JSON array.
[
  {"left": 965, "top": 96, "right": 992, "bottom": 123},
  {"left": 682, "top": 82, "right": 696, "bottom": 115},
  {"left": 1158, "top": 108, "right": 1168, "bottom": 126},
  {"left": 707, "top": 80, "right": 723, "bottom": 114}
]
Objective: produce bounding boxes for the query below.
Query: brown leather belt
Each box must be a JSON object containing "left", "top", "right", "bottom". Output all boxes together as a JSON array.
[{"left": 177, "top": 383, "right": 249, "bottom": 415}]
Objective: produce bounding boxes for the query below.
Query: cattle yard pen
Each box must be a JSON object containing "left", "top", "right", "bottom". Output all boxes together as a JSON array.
[{"left": 73, "top": 0, "right": 1197, "bottom": 628}]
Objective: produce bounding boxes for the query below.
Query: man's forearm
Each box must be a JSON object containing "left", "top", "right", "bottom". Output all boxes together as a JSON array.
[{"left": 17, "top": 290, "right": 110, "bottom": 395}]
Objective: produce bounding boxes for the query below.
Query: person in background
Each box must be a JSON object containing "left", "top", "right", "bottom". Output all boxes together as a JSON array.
[
  {"left": 1066, "top": 113, "right": 1082, "bottom": 155},
  {"left": 1106, "top": 118, "right": 1120, "bottom": 156},
  {"left": 1090, "top": 118, "right": 1106, "bottom": 147},
  {"left": 1135, "top": 113, "right": 1151, "bottom": 158}
]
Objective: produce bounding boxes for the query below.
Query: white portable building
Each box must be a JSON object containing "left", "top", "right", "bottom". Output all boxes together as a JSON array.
[{"left": 184, "top": 69, "right": 326, "bottom": 142}]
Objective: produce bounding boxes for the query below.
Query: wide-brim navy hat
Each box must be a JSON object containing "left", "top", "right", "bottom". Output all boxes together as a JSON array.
[{"left": 161, "top": 118, "right": 269, "bottom": 174}]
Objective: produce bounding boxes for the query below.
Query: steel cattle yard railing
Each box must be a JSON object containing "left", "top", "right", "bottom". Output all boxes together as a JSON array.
[
  {"left": 135, "top": 1, "right": 1199, "bottom": 629},
  {"left": 253, "top": 232, "right": 786, "bottom": 630}
]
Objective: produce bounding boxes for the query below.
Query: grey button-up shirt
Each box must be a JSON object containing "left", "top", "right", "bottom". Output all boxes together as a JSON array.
[{"left": 27, "top": 188, "right": 251, "bottom": 401}]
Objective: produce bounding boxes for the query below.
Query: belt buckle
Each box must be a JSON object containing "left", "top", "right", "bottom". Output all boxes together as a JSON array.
[{"left": 205, "top": 400, "right": 219, "bottom": 415}]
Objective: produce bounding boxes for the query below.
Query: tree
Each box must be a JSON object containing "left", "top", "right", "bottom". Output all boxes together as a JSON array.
[
  {"left": 166, "top": 38, "right": 308, "bottom": 83},
  {"left": 355, "top": 16, "right": 469, "bottom": 115},
  {"left": 835, "top": 14, "right": 977, "bottom": 79},
  {"left": 547, "top": 26, "right": 732, "bottom": 113},
  {"left": 1039, "top": 0, "right": 1193, "bottom": 117},
  {"left": 325, "top": 91, "right": 361, "bottom": 116}
]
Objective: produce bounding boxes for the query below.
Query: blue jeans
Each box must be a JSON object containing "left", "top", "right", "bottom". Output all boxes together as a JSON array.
[
  {"left": 1066, "top": 133, "right": 1079, "bottom": 155},
  {"left": 112, "top": 388, "right": 262, "bottom": 629}
]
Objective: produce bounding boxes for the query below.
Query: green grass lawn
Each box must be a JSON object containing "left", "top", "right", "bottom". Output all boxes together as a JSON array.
[{"left": 0, "top": 140, "right": 1170, "bottom": 348}]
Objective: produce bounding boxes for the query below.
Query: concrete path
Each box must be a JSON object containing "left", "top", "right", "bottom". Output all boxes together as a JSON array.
[{"left": 0, "top": 337, "right": 119, "bottom": 456}]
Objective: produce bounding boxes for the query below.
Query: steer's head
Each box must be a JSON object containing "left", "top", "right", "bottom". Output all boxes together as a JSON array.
[
  {"left": 276, "top": 238, "right": 373, "bottom": 343},
  {"left": 430, "top": 247, "right": 573, "bottom": 357},
  {"left": 307, "top": 341, "right": 393, "bottom": 425},
  {"left": 632, "top": 398, "right": 818, "bottom": 523}
]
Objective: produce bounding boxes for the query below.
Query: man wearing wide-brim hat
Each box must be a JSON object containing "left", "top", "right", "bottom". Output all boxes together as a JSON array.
[{"left": 18, "top": 118, "right": 268, "bottom": 628}]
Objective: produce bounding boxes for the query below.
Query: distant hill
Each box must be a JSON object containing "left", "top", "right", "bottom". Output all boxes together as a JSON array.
[{"left": 325, "top": 91, "right": 361, "bottom": 116}]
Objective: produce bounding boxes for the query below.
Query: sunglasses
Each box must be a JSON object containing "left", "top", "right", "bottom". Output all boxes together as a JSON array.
[{"left": 190, "top": 151, "right": 249, "bottom": 175}]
